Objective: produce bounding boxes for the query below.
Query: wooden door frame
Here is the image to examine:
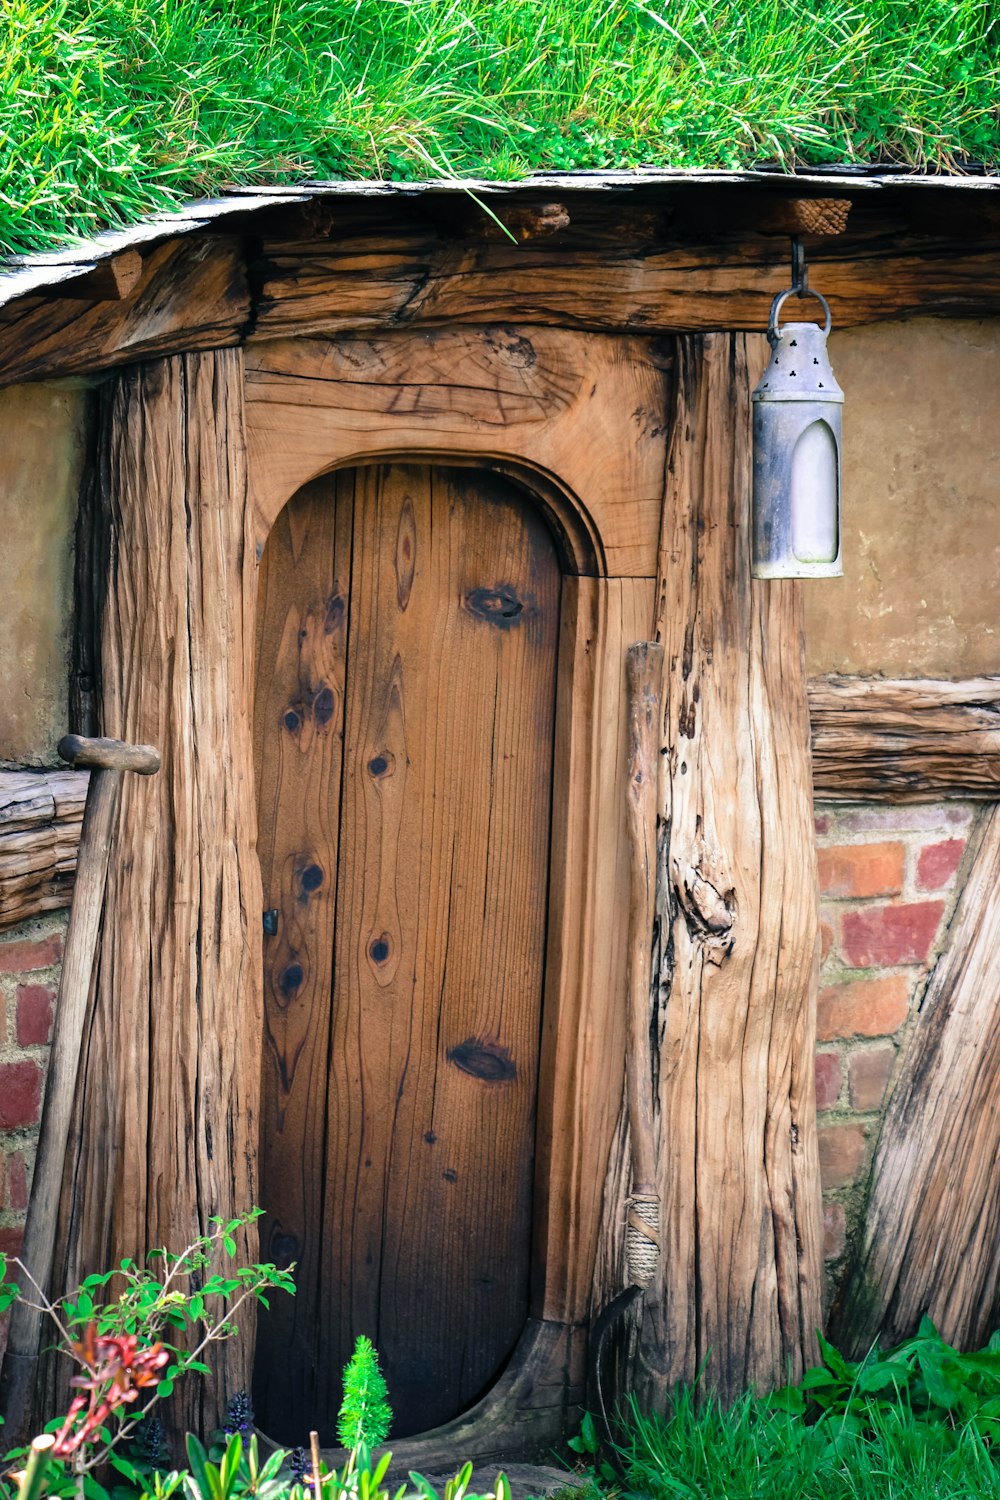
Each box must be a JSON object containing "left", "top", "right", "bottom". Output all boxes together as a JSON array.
[{"left": 244, "top": 330, "right": 662, "bottom": 1463}]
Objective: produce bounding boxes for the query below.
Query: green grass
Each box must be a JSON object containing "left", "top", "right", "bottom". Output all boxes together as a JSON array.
[
  {"left": 1, "top": 0, "right": 999, "bottom": 255},
  {"left": 594, "top": 1387, "right": 1000, "bottom": 1499}
]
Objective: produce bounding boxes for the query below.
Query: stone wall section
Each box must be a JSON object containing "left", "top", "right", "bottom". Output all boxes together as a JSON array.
[{"left": 813, "top": 800, "right": 976, "bottom": 1305}]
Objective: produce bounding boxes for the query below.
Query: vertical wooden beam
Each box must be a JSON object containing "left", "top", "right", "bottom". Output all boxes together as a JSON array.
[
  {"left": 639, "top": 333, "right": 823, "bottom": 1402},
  {"left": 46, "top": 349, "right": 262, "bottom": 1438},
  {"left": 831, "top": 806, "right": 1000, "bottom": 1354}
]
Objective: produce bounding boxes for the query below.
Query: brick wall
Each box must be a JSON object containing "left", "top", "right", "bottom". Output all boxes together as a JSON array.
[
  {"left": 0, "top": 912, "right": 66, "bottom": 1256},
  {"left": 814, "top": 801, "right": 975, "bottom": 1302}
]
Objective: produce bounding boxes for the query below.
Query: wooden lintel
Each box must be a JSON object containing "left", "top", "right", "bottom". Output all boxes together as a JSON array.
[
  {"left": 809, "top": 675, "right": 1000, "bottom": 801},
  {"left": 50, "top": 250, "right": 144, "bottom": 302},
  {"left": 251, "top": 231, "right": 1000, "bottom": 339}
]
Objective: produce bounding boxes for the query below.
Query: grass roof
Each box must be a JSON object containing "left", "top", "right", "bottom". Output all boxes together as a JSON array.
[{"left": 2, "top": 0, "right": 999, "bottom": 256}]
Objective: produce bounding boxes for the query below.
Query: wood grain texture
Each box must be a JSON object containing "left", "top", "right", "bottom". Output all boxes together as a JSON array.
[
  {"left": 0, "top": 770, "right": 88, "bottom": 929},
  {"left": 253, "top": 229, "right": 1000, "bottom": 338},
  {"left": 252, "top": 472, "right": 354, "bottom": 1436},
  {"left": 810, "top": 675, "right": 1000, "bottom": 800},
  {"left": 43, "top": 350, "right": 262, "bottom": 1440},
  {"left": 831, "top": 805, "right": 1000, "bottom": 1355},
  {"left": 0, "top": 237, "right": 248, "bottom": 388},
  {"left": 253, "top": 464, "right": 560, "bottom": 1444},
  {"left": 534, "top": 577, "right": 654, "bottom": 1328},
  {"left": 614, "top": 333, "right": 823, "bottom": 1404},
  {"left": 243, "top": 327, "right": 669, "bottom": 579}
]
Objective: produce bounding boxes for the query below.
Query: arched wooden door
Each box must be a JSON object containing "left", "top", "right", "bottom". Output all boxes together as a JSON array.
[{"left": 252, "top": 463, "right": 561, "bottom": 1444}]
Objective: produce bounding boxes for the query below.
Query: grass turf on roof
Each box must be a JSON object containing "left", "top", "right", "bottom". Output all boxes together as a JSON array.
[{"left": 1, "top": 0, "right": 998, "bottom": 256}]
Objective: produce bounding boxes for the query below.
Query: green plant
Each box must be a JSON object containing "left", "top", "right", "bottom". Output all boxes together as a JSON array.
[
  {"left": 769, "top": 1319, "right": 1000, "bottom": 1441},
  {"left": 336, "top": 1338, "right": 391, "bottom": 1454},
  {"left": 1, "top": 0, "right": 999, "bottom": 254},
  {"left": 0, "top": 1209, "right": 295, "bottom": 1483}
]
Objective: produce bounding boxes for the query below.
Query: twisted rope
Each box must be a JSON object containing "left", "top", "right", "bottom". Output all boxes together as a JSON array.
[{"left": 626, "top": 1191, "right": 661, "bottom": 1289}]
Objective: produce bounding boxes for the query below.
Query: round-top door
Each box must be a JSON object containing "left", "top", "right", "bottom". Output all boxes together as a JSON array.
[{"left": 252, "top": 463, "right": 560, "bottom": 1444}]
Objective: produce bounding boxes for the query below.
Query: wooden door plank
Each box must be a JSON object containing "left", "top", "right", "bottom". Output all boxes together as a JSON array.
[
  {"left": 319, "top": 465, "right": 560, "bottom": 1439},
  {"left": 832, "top": 805, "right": 1000, "bottom": 1354},
  {"left": 533, "top": 576, "right": 654, "bottom": 1327},
  {"left": 252, "top": 473, "right": 354, "bottom": 1438},
  {"left": 243, "top": 328, "right": 669, "bottom": 579}
]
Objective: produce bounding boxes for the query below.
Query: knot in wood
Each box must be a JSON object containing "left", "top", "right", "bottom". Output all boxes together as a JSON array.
[{"left": 675, "top": 861, "right": 736, "bottom": 955}]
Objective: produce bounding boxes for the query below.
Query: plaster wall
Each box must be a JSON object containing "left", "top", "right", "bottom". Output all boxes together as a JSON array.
[
  {"left": 806, "top": 318, "right": 1000, "bottom": 678},
  {"left": 0, "top": 381, "right": 86, "bottom": 765}
]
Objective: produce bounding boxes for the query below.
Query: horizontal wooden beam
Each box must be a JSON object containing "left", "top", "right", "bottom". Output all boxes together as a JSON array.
[
  {"left": 0, "top": 678, "right": 996, "bottom": 934},
  {"left": 0, "top": 769, "right": 88, "bottom": 931},
  {"left": 810, "top": 675, "right": 1000, "bottom": 802},
  {"left": 251, "top": 231, "right": 1000, "bottom": 340},
  {"left": 0, "top": 236, "right": 249, "bottom": 388}
]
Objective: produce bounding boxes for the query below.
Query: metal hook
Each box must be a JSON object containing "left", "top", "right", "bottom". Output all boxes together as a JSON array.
[{"left": 791, "top": 235, "right": 808, "bottom": 295}]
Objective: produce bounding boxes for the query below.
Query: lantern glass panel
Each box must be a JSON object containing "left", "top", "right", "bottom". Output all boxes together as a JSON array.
[{"left": 790, "top": 418, "right": 839, "bottom": 565}]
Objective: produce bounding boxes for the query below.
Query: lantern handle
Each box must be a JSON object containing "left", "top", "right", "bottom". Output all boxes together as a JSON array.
[{"left": 768, "top": 286, "right": 832, "bottom": 343}]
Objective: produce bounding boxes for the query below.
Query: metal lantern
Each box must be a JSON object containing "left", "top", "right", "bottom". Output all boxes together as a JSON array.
[{"left": 752, "top": 244, "right": 843, "bottom": 579}]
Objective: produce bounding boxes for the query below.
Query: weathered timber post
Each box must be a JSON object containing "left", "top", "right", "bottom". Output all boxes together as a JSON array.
[
  {"left": 634, "top": 333, "right": 824, "bottom": 1404},
  {"left": 43, "top": 350, "right": 263, "bottom": 1439}
]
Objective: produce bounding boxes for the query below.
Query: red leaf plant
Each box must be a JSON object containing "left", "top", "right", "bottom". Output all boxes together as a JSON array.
[{"left": 52, "top": 1325, "right": 169, "bottom": 1457}]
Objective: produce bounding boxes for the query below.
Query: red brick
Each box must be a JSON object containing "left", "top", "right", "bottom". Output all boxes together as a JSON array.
[
  {"left": 0, "top": 1228, "right": 24, "bottom": 1257},
  {"left": 817, "top": 975, "right": 910, "bottom": 1041},
  {"left": 818, "top": 1124, "right": 868, "bottom": 1189},
  {"left": 814, "top": 814, "right": 832, "bottom": 836},
  {"left": 0, "top": 934, "right": 62, "bottom": 975},
  {"left": 820, "top": 919, "right": 834, "bottom": 963},
  {"left": 7, "top": 1153, "right": 28, "bottom": 1214},
  {"left": 815, "top": 1052, "right": 842, "bottom": 1110},
  {"left": 849, "top": 1046, "right": 896, "bottom": 1111},
  {"left": 0, "top": 1062, "right": 41, "bottom": 1129},
  {"left": 917, "top": 838, "right": 965, "bottom": 892},
  {"left": 15, "top": 984, "right": 54, "bottom": 1046},
  {"left": 818, "top": 842, "right": 905, "bottom": 900},
  {"left": 823, "top": 1201, "right": 846, "bottom": 1259},
  {"left": 841, "top": 901, "right": 945, "bottom": 968}
]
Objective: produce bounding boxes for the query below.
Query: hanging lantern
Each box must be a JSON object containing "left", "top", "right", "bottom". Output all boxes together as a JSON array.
[{"left": 752, "top": 241, "right": 843, "bottom": 579}]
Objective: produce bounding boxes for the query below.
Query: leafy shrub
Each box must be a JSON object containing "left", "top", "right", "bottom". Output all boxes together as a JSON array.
[{"left": 770, "top": 1319, "right": 1000, "bottom": 1442}]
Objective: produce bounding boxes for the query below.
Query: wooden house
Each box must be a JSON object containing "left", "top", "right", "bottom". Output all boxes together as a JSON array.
[{"left": 0, "top": 169, "right": 999, "bottom": 1465}]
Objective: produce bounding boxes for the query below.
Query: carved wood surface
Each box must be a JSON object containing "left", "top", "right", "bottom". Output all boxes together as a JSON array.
[
  {"left": 42, "top": 349, "right": 262, "bottom": 1439},
  {"left": 0, "top": 770, "right": 87, "bottom": 930},
  {"left": 810, "top": 675, "right": 1000, "bottom": 801},
  {"left": 252, "top": 229, "right": 1000, "bottom": 339},
  {"left": 243, "top": 327, "right": 669, "bottom": 578},
  {"left": 252, "top": 463, "right": 560, "bottom": 1443},
  {"left": 831, "top": 805, "right": 1000, "bottom": 1354},
  {"left": 594, "top": 333, "right": 823, "bottom": 1404},
  {"left": 0, "top": 237, "right": 249, "bottom": 388}
]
